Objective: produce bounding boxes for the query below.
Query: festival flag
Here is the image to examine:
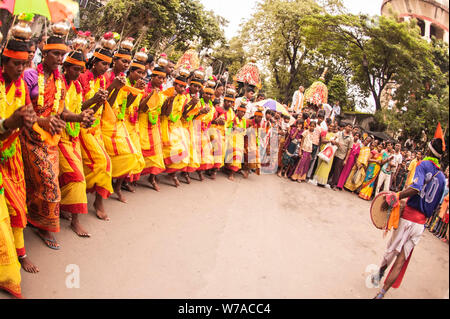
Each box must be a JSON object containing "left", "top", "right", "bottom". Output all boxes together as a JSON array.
[
  {"left": 0, "top": 0, "right": 79, "bottom": 22},
  {"left": 434, "top": 122, "right": 446, "bottom": 151}
]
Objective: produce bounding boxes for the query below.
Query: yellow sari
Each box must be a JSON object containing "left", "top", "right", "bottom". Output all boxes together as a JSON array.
[
  {"left": 161, "top": 94, "right": 190, "bottom": 173},
  {"left": 0, "top": 184, "right": 22, "bottom": 298},
  {"left": 139, "top": 90, "right": 166, "bottom": 175},
  {"left": 225, "top": 116, "right": 246, "bottom": 172},
  {"left": 79, "top": 73, "right": 113, "bottom": 198},
  {"left": 101, "top": 88, "right": 141, "bottom": 179},
  {"left": 0, "top": 79, "right": 28, "bottom": 257},
  {"left": 210, "top": 107, "right": 235, "bottom": 169},
  {"left": 124, "top": 90, "right": 145, "bottom": 181},
  {"left": 181, "top": 95, "right": 202, "bottom": 172},
  {"left": 359, "top": 150, "right": 383, "bottom": 200},
  {"left": 344, "top": 146, "right": 370, "bottom": 192},
  {"left": 58, "top": 81, "right": 88, "bottom": 214},
  {"left": 197, "top": 99, "right": 215, "bottom": 171}
]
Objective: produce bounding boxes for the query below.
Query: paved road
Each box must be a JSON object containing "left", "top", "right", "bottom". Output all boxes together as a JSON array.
[{"left": 2, "top": 173, "right": 448, "bottom": 299}]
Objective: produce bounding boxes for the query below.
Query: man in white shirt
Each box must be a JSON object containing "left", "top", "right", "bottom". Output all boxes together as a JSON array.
[
  {"left": 389, "top": 142, "right": 403, "bottom": 190},
  {"left": 322, "top": 103, "right": 332, "bottom": 119},
  {"left": 161, "top": 60, "right": 175, "bottom": 90},
  {"left": 235, "top": 88, "right": 256, "bottom": 119},
  {"left": 290, "top": 86, "right": 305, "bottom": 113},
  {"left": 331, "top": 101, "right": 341, "bottom": 121}
]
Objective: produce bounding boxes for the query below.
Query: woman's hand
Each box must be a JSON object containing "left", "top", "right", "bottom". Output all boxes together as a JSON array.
[
  {"left": 135, "top": 79, "right": 146, "bottom": 90},
  {"left": 41, "top": 115, "right": 65, "bottom": 135},
  {"left": 4, "top": 104, "right": 37, "bottom": 131},
  {"left": 112, "top": 75, "right": 126, "bottom": 90},
  {"left": 79, "top": 108, "right": 95, "bottom": 128}
]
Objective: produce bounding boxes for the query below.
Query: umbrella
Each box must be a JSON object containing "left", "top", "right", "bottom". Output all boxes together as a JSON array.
[
  {"left": 0, "top": 0, "right": 79, "bottom": 22},
  {"left": 256, "top": 99, "right": 290, "bottom": 116}
]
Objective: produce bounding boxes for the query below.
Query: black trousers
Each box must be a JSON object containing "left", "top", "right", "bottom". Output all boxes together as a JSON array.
[{"left": 328, "top": 157, "right": 345, "bottom": 187}]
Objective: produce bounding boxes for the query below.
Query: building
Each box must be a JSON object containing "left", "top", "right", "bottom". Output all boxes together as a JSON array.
[{"left": 381, "top": 0, "right": 449, "bottom": 43}]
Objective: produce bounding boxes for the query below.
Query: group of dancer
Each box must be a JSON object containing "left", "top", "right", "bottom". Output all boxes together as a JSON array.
[{"left": 0, "top": 19, "right": 267, "bottom": 298}]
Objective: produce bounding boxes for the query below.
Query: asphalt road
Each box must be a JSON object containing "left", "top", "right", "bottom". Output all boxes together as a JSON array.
[{"left": 2, "top": 173, "right": 448, "bottom": 299}]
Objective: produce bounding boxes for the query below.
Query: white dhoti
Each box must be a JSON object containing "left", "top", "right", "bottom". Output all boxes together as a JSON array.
[{"left": 381, "top": 217, "right": 425, "bottom": 268}]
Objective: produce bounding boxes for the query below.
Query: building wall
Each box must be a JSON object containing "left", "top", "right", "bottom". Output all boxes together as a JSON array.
[{"left": 381, "top": 0, "right": 449, "bottom": 43}]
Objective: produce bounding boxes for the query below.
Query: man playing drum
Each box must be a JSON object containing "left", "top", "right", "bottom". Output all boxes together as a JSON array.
[{"left": 371, "top": 138, "right": 446, "bottom": 299}]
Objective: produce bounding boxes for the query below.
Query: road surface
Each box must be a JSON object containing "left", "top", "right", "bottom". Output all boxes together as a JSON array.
[{"left": 2, "top": 173, "right": 448, "bottom": 299}]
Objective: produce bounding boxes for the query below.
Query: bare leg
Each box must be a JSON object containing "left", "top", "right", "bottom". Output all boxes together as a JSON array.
[
  {"left": 148, "top": 174, "right": 160, "bottom": 191},
  {"left": 19, "top": 255, "right": 39, "bottom": 273},
  {"left": 70, "top": 213, "right": 91, "bottom": 237},
  {"left": 114, "top": 178, "right": 128, "bottom": 203},
  {"left": 94, "top": 193, "right": 109, "bottom": 221},
  {"left": 197, "top": 170, "right": 204, "bottom": 181},
  {"left": 169, "top": 172, "right": 181, "bottom": 187},
  {"left": 228, "top": 170, "right": 235, "bottom": 181},
  {"left": 374, "top": 247, "right": 407, "bottom": 299},
  {"left": 210, "top": 169, "right": 217, "bottom": 180},
  {"left": 181, "top": 172, "right": 191, "bottom": 184}
]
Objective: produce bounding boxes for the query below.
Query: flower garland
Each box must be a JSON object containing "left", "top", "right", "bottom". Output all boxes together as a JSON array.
[
  {"left": 0, "top": 140, "right": 16, "bottom": 162},
  {"left": 37, "top": 64, "right": 63, "bottom": 115},
  {"left": 117, "top": 97, "right": 127, "bottom": 121},
  {"left": 169, "top": 95, "right": 187, "bottom": 123},
  {"left": 88, "top": 73, "right": 106, "bottom": 129},
  {"left": 0, "top": 172, "right": 4, "bottom": 195},
  {"left": 63, "top": 80, "right": 83, "bottom": 137},
  {"left": 126, "top": 78, "right": 139, "bottom": 125}
]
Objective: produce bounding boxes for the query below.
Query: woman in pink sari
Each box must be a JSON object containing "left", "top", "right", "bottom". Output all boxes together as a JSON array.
[{"left": 336, "top": 133, "right": 360, "bottom": 190}]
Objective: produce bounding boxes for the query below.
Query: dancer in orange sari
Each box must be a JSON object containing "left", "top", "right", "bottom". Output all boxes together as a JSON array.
[
  {"left": 78, "top": 41, "right": 113, "bottom": 221},
  {"left": 59, "top": 50, "right": 98, "bottom": 236},
  {"left": 139, "top": 66, "right": 167, "bottom": 191},
  {"left": 22, "top": 31, "right": 94, "bottom": 250},
  {"left": 1, "top": 32, "right": 39, "bottom": 273}
]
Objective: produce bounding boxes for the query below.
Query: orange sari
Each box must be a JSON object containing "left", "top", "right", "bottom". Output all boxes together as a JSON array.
[{"left": 21, "top": 68, "right": 65, "bottom": 232}]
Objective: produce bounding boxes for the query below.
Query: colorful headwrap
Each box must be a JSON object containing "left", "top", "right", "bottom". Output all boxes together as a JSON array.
[{"left": 64, "top": 51, "right": 86, "bottom": 69}]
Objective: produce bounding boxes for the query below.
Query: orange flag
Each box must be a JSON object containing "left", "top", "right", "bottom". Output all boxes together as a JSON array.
[{"left": 434, "top": 122, "right": 446, "bottom": 151}]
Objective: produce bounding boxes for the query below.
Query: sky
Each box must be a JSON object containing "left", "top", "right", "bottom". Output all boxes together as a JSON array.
[{"left": 200, "top": 0, "right": 383, "bottom": 40}]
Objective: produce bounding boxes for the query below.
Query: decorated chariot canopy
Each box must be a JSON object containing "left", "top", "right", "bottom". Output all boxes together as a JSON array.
[
  {"left": 234, "top": 57, "right": 261, "bottom": 92},
  {"left": 175, "top": 47, "right": 200, "bottom": 73},
  {"left": 304, "top": 68, "right": 328, "bottom": 108}
]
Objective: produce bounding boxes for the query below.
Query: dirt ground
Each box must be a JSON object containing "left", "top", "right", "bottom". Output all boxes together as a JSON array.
[{"left": 1, "top": 173, "right": 448, "bottom": 299}]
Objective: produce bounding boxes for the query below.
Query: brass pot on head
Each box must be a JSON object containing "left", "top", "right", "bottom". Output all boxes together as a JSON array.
[
  {"left": 134, "top": 48, "right": 148, "bottom": 63},
  {"left": 51, "top": 21, "right": 70, "bottom": 37},
  {"left": 179, "top": 67, "right": 190, "bottom": 77},
  {"left": 10, "top": 20, "right": 33, "bottom": 40},
  {"left": 193, "top": 69, "right": 204, "bottom": 80},
  {"left": 121, "top": 37, "right": 134, "bottom": 51}
]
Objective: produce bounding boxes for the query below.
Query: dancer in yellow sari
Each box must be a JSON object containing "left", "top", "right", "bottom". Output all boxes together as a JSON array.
[
  {"left": 0, "top": 191, "right": 21, "bottom": 298},
  {"left": 209, "top": 88, "right": 235, "bottom": 179},
  {"left": 161, "top": 74, "right": 190, "bottom": 187},
  {"left": 1, "top": 33, "right": 39, "bottom": 273},
  {"left": 359, "top": 140, "right": 383, "bottom": 200},
  {"left": 313, "top": 124, "right": 337, "bottom": 186},
  {"left": 196, "top": 85, "right": 215, "bottom": 181},
  {"left": 180, "top": 73, "right": 204, "bottom": 184},
  {"left": 122, "top": 52, "right": 147, "bottom": 191},
  {"left": 102, "top": 40, "right": 141, "bottom": 203},
  {"left": 344, "top": 136, "right": 372, "bottom": 192},
  {"left": 59, "top": 50, "right": 98, "bottom": 236},
  {"left": 225, "top": 105, "right": 247, "bottom": 180},
  {"left": 78, "top": 43, "right": 113, "bottom": 221},
  {"left": 139, "top": 66, "right": 167, "bottom": 191}
]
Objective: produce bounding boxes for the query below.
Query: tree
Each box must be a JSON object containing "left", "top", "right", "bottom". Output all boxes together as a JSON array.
[
  {"left": 79, "top": 0, "right": 225, "bottom": 55},
  {"left": 312, "top": 13, "right": 438, "bottom": 111},
  {"left": 327, "top": 74, "right": 350, "bottom": 110},
  {"left": 239, "top": 0, "right": 344, "bottom": 104}
]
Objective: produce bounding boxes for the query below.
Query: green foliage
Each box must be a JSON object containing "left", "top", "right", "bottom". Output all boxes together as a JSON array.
[
  {"left": 79, "top": 0, "right": 225, "bottom": 55},
  {"left": 327, "top": 74, "right": 348, "bottom": 109}
]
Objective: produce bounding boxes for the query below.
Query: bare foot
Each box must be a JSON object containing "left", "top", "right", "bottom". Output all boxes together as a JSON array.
[
  {"left": 228, "top": 174, "right": 235, "bottom": 181},
  {"left": 121, "top": 182, "right": 135, "bottom": 193},
  {"left": 182, "top": 173, "right": 191, "bottom": 184},
  {"left": 242, "top": 170, "right": 249, "bottom": 179},
  {"left": 19, "top": 255, "right": 39, "bottom": 273},
  {"left": 171, "top": 175, "right": 181, "bottom": 188},
  {"left": 277, "top": 171, "right": 282, "bottom": 177},
  {"left": 60, "top": 210, "right": 72, "bottom": 221},
  {"left": 116, "top": 189, "right": 128, "bottom": 203},
  {"left": 148, "top": 175, "right": 160, "bottom": 192},
  {"left": 210, "top": 170, "right": 217, "bottom": 180},
  {"left": 197, "top": 171, "right": 204, "bottom": 181},
  {"left": 71, "top": 216, "right": 91, "bottom": 237},
  {"left": 94, "top": 196, "right": 110, "bottom": 221}
]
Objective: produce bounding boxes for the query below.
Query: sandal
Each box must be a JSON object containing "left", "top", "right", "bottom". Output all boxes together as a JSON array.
[
  {"left": 37, "top": 231, "right": 60, "bottom": 250},
  {"left": 373, "top": 289, "right": 386, "bottom": 299}
]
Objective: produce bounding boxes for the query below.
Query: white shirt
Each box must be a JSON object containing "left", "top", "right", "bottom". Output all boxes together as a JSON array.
[
  {"left": 162, "top": 77, "right": 174, "bottom": 91},
  {"left": 331, "top": 104, "right": 341, "bottom": 119},
  {"left": 291, "top": 90, "right": 304, "bottom": 112},
  {"left": 33, "top": 48, "right": 42, "bottom": 66},
  {"left": 322, "top": 103, "right": 332, "bottom": 119},
  {"left": 392, "top": 152, "right": 403, "bottom": 172}
]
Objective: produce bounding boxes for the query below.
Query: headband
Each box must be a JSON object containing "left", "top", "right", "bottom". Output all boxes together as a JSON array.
[
  {"left": 174, "top": 79, "right": 187, "bottom": 86},
  {"left": 130, "top": 62, "right": 145, "bottom": 70},
  {"left": 254, "top": 111, "right": 263, "bottom": 117},
  {"left": 2, "top": 49, "right": 28, "bottom": 60},
  {"left": 190, "top": 81, "right": 203, "bottom": 87},
  {"left": 203, "top": 88, "right": 214, "bottom": 94},
  {"left": 428, "top": 141, "right": 442, "bottom": 158},
  {"left": 224, "top": 96, "right": 235, "bottom": 102},
  {"left": 93, "top": 51, "right": 112, "bottom": 63},
  {"left": 237, "top": 107, "right": 247, "bottom": 112},
  {"left": 65, "top": 56, "right": 86, "bottom": 68},
  {"left": 114, "top": 53, "right": 132, "bottom": 60},
  {"left": 43, "top": 43, "right": 69, "bottom": 51},
  {"left": 152, "top": 70, "right": 167, "bottom": 77}
]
